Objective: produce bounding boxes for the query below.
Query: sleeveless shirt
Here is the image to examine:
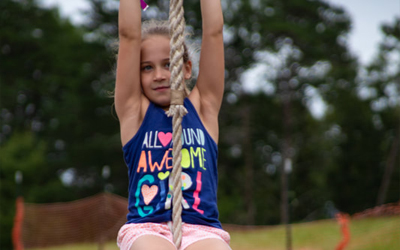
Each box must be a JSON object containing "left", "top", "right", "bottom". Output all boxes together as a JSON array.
[{"left": 122, "top": 98, "right": 222, "bottom": 229}]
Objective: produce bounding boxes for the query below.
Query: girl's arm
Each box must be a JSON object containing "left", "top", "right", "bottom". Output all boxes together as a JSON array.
[
  {"left": 189, "top": 0, "right": 224, "bottom": 142},
  {"left": 115, "top": 0, "right": 143, "bottom": 145}
]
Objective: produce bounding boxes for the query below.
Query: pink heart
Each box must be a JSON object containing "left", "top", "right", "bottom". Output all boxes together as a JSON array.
[
  {"left": 158, "top": 132, "right": 172, "bottom": 147},
  {"left": 141, "top": 185, "right": 158, "bottom": 205}
]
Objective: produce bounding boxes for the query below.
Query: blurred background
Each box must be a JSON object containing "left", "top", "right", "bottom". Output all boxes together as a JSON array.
[{"left": 1, "top": 0, "right": 399, "bottom": 249}]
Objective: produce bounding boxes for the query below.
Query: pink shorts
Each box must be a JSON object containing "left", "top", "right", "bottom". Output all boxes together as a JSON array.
[{"left": 117, "top": 222, "right": 231, "bottom": 250}]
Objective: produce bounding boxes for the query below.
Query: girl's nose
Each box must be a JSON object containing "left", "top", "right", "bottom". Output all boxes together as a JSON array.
[{"left": 154, "top": 68, "right": 167, "bottom": 81}]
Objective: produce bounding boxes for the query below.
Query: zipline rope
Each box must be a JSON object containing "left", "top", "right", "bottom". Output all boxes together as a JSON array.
[
  {"left": 166, "top": 0, "right": 187, "bottom": 248},
  {"left": 141, "top": 0, "right": 186, "bottom": 247}
]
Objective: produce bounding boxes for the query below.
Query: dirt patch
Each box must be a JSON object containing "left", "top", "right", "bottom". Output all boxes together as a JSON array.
[{"left": 352, "top": 201, "right": 400, "bottom": 219}]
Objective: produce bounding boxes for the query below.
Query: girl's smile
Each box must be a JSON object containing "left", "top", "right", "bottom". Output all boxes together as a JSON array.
[{"left": 154, "top": 86, "right": 170, "bottom": 91}]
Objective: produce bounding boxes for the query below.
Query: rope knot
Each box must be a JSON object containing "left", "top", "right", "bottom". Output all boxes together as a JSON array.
[
  {"left": 166, "top": 90, "right": 188, "bottom": 117},
  {"left": 170, "top": 89, "right": 186, "bottom": 106}
]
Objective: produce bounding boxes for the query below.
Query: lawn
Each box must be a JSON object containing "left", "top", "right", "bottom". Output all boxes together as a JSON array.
[
  {"left": 29, "top": 216, "right": 400, "bottom": 250},
  {"left": 228, "top": 216, "right": 399, "bottom": 250}
]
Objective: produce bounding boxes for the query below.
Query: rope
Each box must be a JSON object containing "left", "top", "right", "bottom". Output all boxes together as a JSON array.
[{"left": 167, "top": 0, "right": 187, "bottom": 248}]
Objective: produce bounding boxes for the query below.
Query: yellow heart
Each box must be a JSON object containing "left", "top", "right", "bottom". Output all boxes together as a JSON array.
[{"left": 158, "top": 171, "right": 170, "bottom": 180}]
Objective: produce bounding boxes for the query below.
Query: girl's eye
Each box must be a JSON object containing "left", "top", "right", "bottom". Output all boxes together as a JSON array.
[
  {"left": 142, "top": 65, "right": 152, "bottom": 71},
  {"left": 165, "top": 62, "right": 170, "bottom": 69}
]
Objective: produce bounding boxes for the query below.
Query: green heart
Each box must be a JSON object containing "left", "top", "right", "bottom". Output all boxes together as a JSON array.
[{"left": 158, "top": 171, "right": 170, "bottom": 180}]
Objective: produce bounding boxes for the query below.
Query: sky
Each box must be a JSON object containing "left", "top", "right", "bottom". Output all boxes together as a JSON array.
[
  {"left": 330, "top": 0, "right": 399, "bottom": 65},
  {"left": 39, "top": 0, "right": 399, "bottom": 65}
]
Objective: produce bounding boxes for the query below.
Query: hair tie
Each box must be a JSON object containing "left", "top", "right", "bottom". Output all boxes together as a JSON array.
[{"left": 141, "top": 0, "right": 148, "bottom": 11}]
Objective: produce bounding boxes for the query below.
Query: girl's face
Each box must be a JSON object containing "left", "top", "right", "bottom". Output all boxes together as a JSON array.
[{"left": 140, "top": 35, "right": 192, "bottom": 109}]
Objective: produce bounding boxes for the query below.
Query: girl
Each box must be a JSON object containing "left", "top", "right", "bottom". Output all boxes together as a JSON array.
[{"left": 115, "top": 0, "right": 230, "bottom": 250}]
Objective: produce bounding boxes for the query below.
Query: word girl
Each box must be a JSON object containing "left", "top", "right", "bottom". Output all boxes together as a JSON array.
[{"left": 115, "top": 0, "right": 230, "bottom": 250}]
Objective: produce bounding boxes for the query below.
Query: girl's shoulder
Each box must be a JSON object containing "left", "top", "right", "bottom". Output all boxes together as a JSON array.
[
  {"left": 120, "top": 95, "right": 151, "bottom": 146},
  {"left": 188, "top": 87, "right": 220, "bottom": 144},
  {"left": 187, "top": 87, "right": 202, "bottom": 113}
]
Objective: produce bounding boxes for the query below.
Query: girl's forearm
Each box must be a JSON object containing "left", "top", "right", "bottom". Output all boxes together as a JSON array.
[
  {"left": 200, "top": 0, "right": 224, "bottom": 36},
  {"left": 119, "top": 0, "right": 141, "bottom": 40}
]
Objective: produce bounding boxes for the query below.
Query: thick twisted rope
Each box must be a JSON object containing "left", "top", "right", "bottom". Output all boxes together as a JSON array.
[{"left": 166, "top": 0, "right": 187, "bottom": 248}]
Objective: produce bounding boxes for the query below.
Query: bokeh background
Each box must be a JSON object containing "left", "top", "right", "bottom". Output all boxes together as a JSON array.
[{"left": 1, "top": 0, "right": 399, "bottom": 249}]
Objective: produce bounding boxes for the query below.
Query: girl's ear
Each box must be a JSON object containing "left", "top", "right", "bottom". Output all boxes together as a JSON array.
[{"left": 184, "top": 60, "right": 193, "bottom": 79}]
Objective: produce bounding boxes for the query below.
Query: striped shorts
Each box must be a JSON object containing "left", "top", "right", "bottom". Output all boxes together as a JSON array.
[{"left": 117, "top": 222, "right": 231, "bottom": 250}]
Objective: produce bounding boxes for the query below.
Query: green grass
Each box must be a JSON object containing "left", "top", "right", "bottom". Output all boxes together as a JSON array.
[
  {"left": 229, "top": 216, "right": 400, "bottom": 250},
  {"left": 29, "top": 216, "right": 400, "bottom": 250}
]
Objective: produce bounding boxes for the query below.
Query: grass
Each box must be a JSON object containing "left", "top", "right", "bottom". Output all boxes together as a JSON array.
[
  {"left": 229, "top": 216, "right": 400, "bottom": 250},
  {"left": 29, "top": 216, "right": 400, "bottom": 250}
]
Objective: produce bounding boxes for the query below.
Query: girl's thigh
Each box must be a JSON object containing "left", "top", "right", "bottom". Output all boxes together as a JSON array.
[
  {"left": 185, "top": 238, "right": 231, "bottom": 250},
  {"left": 118, "top": 223, "right": 175, "bottom": 250},
  {"left": 131, "top": 235, "right": 176, "bottom": 250}
]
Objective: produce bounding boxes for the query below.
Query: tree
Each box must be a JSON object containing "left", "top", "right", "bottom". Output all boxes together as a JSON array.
[
  {"left": 215, "top": 0, "right": 359, "bottom": 225},
  {"left": 360, "top": 17, "right": 400, "bottom": 206},
  {"left": 1, "top": 1, "right": 121, "bottom": 247},
  {"left": 323, "top": 17, "right": 399, "bottom": 214}
]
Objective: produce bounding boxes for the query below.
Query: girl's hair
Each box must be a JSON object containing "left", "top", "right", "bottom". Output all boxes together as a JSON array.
[{"left": 141, "top": 20, "right": 191, "bottom": 63}]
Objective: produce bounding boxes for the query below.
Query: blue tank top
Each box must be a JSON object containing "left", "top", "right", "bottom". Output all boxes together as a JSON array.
[{"left": 122, "top": 98, "right": 222, "bottom": 229}]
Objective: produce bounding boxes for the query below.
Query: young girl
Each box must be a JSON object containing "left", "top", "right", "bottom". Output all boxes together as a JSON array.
[{"left": 115, "top": 0, "right": 230, "bottom": 250}]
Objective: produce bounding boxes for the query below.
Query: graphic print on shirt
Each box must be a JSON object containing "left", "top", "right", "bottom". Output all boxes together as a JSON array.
[
  {"left": 135, "top": 128, "right": 207, "bottom": 217},
  {"left": 165, "top": 172, "right": 193, "bottom": 210},
  {"left": 135, "top": 174, "right": 155, "bottom": 217}
]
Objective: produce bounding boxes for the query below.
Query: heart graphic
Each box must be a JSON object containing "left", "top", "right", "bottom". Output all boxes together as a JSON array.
[
  {"left": 141, "top": 185, "right": 158, "bottom": 205},
  {"left": 158, "top": 132, "right": 172, "bottom": 147},
  {"left": 158, "top": 171, "right": 170, "bottom": 180}
]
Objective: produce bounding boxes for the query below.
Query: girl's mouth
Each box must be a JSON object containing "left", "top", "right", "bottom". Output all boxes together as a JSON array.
[{"left": 154, "top": 86, "right": 170, "bottom": 91}]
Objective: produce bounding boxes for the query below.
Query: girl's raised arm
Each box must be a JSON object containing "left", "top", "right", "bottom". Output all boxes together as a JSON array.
[
  {"left": 189, "top": 0, "right": 224, "bottom": 141},
  {"left": 115, "top": 0, "right": 142, "bottom": 145}
]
